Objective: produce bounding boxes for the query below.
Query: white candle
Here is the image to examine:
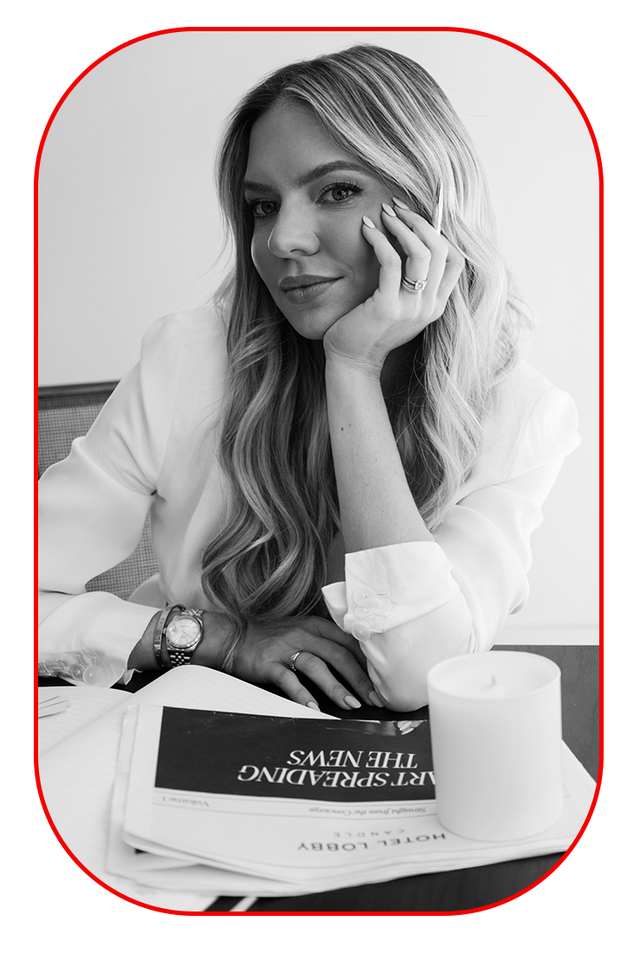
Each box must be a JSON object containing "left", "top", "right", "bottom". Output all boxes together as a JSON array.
[{"left": 426, "top": 652, "right": 563, "bottom": 842}]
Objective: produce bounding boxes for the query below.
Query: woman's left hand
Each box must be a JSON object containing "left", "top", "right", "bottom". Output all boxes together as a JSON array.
[{"left": 323, "top": 198, "right": 465, "bottom": 376}]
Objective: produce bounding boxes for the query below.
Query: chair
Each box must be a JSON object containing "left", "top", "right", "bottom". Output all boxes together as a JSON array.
[{"left": 38, "top": 381, "right": 159, "bottom": 600}]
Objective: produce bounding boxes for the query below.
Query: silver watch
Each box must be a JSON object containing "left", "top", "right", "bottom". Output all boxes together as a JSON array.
[{"left": 164, "top": 608, "right": 205, "bottom": 667}]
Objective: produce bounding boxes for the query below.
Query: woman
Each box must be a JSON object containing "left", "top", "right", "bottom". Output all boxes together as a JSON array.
[{"left": 38, "top": 44, "right": 579, "bottom": 711}]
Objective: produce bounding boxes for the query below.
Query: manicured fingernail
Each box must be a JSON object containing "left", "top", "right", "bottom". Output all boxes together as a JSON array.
[
  {"left": 368, "top": 691, "right": 385, "bottom": 708},
  {"left": 306, "top": 700, "right": 320, "bottom": 711},
  {"left": 344, "top": 695, "right": 361, "bottom": 709},
  {"left": 392, "top": 197, "right": 410, "bottom": 210},
  {"left": 362, "top": 215, "right": 376, "bottom": 228},
  {"left": 381, "top": 202, "right": 397, "bottom": 217}
]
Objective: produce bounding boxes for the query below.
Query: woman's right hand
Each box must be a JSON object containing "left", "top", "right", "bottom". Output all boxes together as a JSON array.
[{"left": 195, "top": 612, "right": 383, "bottom": 712}]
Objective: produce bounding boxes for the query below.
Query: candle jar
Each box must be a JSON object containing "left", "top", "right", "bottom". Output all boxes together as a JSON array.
[{"left": 426, "top": 651, "right": 563, "bottom": 842}]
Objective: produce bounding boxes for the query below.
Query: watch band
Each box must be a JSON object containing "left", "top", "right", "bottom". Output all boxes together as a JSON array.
[{"left": 152, "top": 604, "right": 185, "bottom": 669}]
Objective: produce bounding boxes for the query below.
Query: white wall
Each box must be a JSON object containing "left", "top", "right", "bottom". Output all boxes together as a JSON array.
[{"left": 37, "top": 29, "right": 599, "bottom": 642}]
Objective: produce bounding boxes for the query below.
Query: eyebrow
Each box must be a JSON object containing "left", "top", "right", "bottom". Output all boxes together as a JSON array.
[{"left": 243, "top": 160, "right": 371, "bottom": 193}]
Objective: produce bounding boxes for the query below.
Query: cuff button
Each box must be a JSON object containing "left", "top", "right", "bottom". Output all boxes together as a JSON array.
[
  {"left": 352, "top": 623, "right": 371, "bottom": 642},
  {"left": 353, "top": 587, "right": 373, "bottom": 605},
  {"left": 83, "top": 665, "right": 99, "bottom": 684},
  {"left": 355, "top": 605, "right": 374, "bottom": 617}
]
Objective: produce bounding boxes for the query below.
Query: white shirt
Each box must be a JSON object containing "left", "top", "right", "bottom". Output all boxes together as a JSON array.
[{"left": 38, "top": 305, "right": 580, "bottom": 709}]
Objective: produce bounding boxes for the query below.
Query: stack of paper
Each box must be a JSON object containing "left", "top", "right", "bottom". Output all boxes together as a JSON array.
[
  {"left": 114, "top": 700, "right": 595, "bottom": 897},
  {"left": 38, "top": 667, "right": 597, "bottom": 907}
]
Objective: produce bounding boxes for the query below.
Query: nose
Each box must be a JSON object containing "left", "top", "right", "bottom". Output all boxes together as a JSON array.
[{"left": 267, "top": 202, "right": 319, "bottom": 258}]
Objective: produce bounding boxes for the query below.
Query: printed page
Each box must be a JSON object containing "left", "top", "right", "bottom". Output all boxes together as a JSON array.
[
  {"left": 114, "top": 704, "right": 545, "bottom": 897},
  {"left": 120, "top": 702, "right": 594, "bottom": 890}
]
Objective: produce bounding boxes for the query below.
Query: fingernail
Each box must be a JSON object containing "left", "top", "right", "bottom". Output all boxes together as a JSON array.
[
  {"left": 381, "top": 202, "right": 397, "bottom": 217},
  {"left": 306, "top": 700, "right": 320, "bottom": 711},
  {"left": 392, "top": 197, "right": 410, "bottom": 210},
  {"left": 368, "top": 691, "right": 385, "bottom": 708},
  {"left": 344, "top": 695, "right": 361, "bottom": 709},
  {"left": 362, "top": 215, "right": 376, "bottom": 228}
]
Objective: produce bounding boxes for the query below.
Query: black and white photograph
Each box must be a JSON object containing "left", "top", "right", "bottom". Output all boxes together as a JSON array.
[{"left": 36, "top": 28, "right": 600, "bottom": 916}]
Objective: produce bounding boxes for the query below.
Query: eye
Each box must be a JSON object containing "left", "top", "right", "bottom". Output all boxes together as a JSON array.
[
  {"left": 247, "top": 199, "right": 279, "bottom": 220},
  {"left": 318, "top": 181, "right": 362, "bottom": 204}
]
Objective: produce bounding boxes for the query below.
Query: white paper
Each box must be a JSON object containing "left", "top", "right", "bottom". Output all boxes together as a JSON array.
[
  {"left": 38, "top": 686, "right": 131, "bottom": 753},
  {"left": 117, "top": 700, "right": 596, "bottom": 897},
  {"left": 37, "top": 667, "right": 331, "bottom": 910}
]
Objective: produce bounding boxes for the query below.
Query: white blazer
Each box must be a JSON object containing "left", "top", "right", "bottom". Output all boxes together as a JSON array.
[{"left": 38, "top": 304, "right": 580, "bottom": 708}]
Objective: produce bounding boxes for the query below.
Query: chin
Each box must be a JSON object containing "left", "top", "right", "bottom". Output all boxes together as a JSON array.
[
  {"left": 278, "top": 305, "right": 339, "bottom": 341},
  {"left": 290, "top": 321, "right": 335, "bottom": 342}
]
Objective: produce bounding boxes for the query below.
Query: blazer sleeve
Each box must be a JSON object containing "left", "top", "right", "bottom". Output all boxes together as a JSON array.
[
  {"left": 38, "top": 315, "right": 187, "bottom": 686},
  {"left": 322, "top": 385, "right": 580, "bottom": 710}
]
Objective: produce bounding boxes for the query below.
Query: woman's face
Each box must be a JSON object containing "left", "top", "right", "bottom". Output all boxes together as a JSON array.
[{"left": 244, "top": 102, "right": 394, "bottom": 340}]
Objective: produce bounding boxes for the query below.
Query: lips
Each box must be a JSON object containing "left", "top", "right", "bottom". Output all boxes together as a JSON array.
[
  {"left": 278, "top": 275, "right": 340, "bottom": 304},
  {"left": 279, "top": 275, "right": 339, "bottom": 292}
]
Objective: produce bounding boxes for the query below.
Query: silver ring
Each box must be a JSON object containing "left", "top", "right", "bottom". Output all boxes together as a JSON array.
[
  {"left": 290, "top": 651, "right": 303, "bottom": 672},
  {"left": 401, "top": 276, "right": 427, "bottom": 294}
]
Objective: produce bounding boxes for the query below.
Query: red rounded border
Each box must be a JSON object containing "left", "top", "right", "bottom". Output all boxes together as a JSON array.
[{"left": 34, "top": 25, "right": 603, "bottom": 918}]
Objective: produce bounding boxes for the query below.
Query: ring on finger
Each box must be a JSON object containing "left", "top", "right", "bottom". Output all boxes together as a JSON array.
[
  {"left": 290, "top": 651, "right": 304, "bottom": 672},
  {"left": 401, "top": 276, "right": 428, "bottom": 294}
]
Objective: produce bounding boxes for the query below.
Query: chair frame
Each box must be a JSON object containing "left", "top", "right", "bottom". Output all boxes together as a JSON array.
[{"left": 38, "top": 380, "right": 158, "bottom": 600}]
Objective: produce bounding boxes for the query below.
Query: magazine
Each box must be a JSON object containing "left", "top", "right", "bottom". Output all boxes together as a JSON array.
[{"left": 117, "top": 699, "right": 596, "bottom": 896}]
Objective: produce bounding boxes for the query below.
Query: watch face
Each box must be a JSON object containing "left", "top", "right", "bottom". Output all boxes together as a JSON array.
[{"left": 166, "top": 615, "right": 202, "bottom": 650}]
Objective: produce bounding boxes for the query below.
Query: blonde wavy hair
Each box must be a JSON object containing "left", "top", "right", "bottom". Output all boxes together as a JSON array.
[{"left": 201, "top": 44, "right": 529, "bottom": 653}]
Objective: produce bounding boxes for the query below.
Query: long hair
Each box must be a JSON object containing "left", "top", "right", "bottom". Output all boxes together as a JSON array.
[{"left": 201, "top": 44, "right": 529, "bottom": 659}]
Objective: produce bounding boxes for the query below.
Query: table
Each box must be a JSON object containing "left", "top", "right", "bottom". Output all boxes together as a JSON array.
[
  {"left": 213, "top": 644, "right": 600, "bottom": 913},
  {"left": 39, "top": 643, "right": 599, "bottom": 914}
]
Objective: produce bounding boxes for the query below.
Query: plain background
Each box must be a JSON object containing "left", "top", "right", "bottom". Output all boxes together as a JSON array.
[
  {"left": 8, "top": 0, "right": 630, "bottom": 952},
  {"left": 37, "top": 28, "right": 599, "bottom": 645}
]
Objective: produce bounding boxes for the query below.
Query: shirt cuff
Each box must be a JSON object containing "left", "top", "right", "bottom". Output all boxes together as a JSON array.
[
  {"left": 38, "top": 592, "right": 161, "bottom": 687},
  {"left": 321, "top": 541, "right": 460, "bottom": 642}
]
